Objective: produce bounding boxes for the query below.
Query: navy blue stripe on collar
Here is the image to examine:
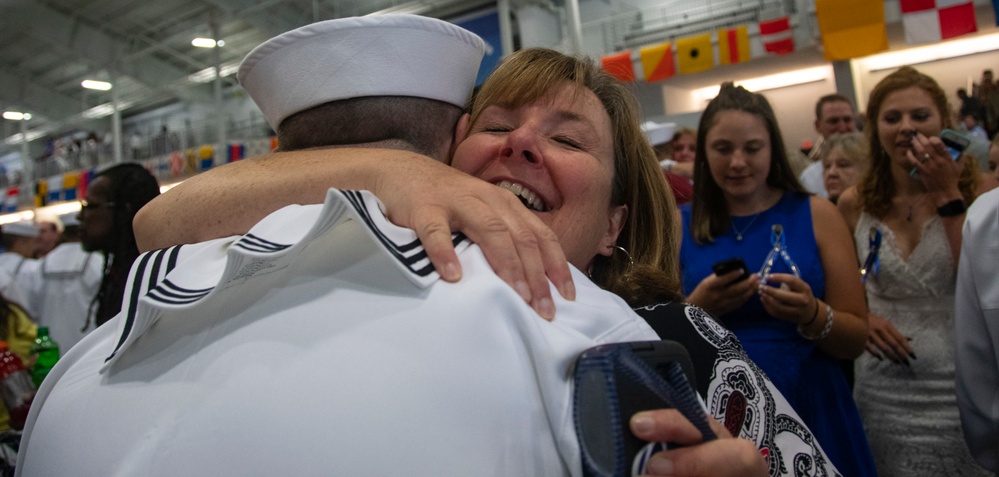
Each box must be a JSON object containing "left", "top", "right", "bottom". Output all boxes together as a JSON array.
[
  {"left": 146, "top": 279, "right": 213, "bottom": 304},
  {"left": 105, "top": 245, "right": 183, "bottom": 363},
  {"left": 234, "top": 234, "right": 291, "bottom": 253},
  {"left": 339, "top": 190, "right": 467, "bottom": 278}
]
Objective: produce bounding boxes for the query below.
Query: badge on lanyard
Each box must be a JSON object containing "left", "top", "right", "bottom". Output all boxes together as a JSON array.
[
  {"left": 860, "top": 227, "right": 881, "bottom": 283},
  {"left": 758, "top": 224, "right": 801, "bottom": 282}
]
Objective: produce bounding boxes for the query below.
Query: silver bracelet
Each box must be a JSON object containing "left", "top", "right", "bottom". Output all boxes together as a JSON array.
[{"left": 798, "top": 304, "right": 834, "bottom": 340}]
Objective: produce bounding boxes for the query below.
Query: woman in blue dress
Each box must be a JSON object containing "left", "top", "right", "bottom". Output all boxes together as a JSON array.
[{"left": 679, "top": 83, "right": 877, "bottom": 476}]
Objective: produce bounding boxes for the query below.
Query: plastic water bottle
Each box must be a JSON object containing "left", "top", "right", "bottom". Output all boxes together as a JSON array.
[
  {"left": 30, "top": 327, "right": 60, "bottom": 387},
  {"left": 0, "top": 341, "right": 35, "bottom": 430}
]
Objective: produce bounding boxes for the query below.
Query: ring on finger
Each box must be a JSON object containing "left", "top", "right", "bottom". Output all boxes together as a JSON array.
[{"left": 922, "top": 153, "right": 930, "bottom": 162}]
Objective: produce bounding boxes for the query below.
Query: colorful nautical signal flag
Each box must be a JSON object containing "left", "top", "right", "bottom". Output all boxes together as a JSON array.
[
  {"left": 815, "top": 0, "right": 888, "bottom": 60},
  {"left": 676, "top": 33, "right": 713, "bottom": 75},
  {"left": 900, "top": 0, "right": 977, "bottom": 45},
  {"left": 759, "top": 17, "right": 794, "bottom": 55},
  {"left": 717, "top": 26, "right": 750, "bottom": 65},
  {"left": 639, "top": 42, "right": 676, "bottom": 82},
  {"left": 600, "top": 51, "right": 636, "bottom": 82}
]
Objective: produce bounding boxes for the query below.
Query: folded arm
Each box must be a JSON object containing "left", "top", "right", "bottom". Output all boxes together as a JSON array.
[{"left": 133, "top": 148, "right": 574, "bottom": 319}]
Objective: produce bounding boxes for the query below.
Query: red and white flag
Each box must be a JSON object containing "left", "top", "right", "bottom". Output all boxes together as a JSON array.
[
  {"left": 900, "top": 0, "right": 977, "bottom": 45},
  {"left": 759, "top": 17, "right": 794, "bottom": 55}
]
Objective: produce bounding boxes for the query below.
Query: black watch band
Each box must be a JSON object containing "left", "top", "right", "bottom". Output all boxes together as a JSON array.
[{"left": 937, "top": 199, "right": 967, "bottom": 217}]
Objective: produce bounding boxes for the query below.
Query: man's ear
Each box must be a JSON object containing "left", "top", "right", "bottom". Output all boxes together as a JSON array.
[
  {"left": 813, "top": 117, "right": 821, "bottom": 134},
  {"left": 448, "top": 114, "right": 472, "bottom": 166},
  {"left": 597, "top": 204, "right": 628, "bottom": 257}
]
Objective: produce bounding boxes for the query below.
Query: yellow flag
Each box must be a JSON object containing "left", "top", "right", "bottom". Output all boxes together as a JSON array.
[
  {"left": 676, "top": 33, "right": 713, "bottom": 75},
  {"left": 639, "top": 42, "right": 675, "bottom": 82},
  {"left": 717, "top": 26, "right": 750, "bottom": 65},
  {"left": 816, "top": 0, "right": 888, "bottom": 60}
]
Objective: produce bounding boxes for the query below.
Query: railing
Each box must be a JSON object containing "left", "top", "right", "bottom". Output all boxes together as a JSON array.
[
  {"left": 3, "top": 111, "right": 275, "bottom": 212},
  {"left": 583, "top": 0, "right": 795, "bottom": 54}
]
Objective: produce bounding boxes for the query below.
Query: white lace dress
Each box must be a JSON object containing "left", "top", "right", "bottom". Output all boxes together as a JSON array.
[{"left": 853, "top": 213, "right": 989, "bottom": 476}]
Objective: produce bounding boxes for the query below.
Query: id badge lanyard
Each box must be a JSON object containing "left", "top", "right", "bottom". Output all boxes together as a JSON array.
[
  {"left": 758, "top": 224, "right": 801, "bottom": 281},
  {"left": 860, "top": 227, "right": 881, "bottom": 283}
]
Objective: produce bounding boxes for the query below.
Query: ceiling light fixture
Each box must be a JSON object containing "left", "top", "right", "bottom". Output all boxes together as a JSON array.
[
  {"left": 82, "top": 101, "right": 133, "bottom": 119},
  {"left": 187, "top": 62, "right": 241, "bottom": 83},
  {"left": 694, "top": 66, "right": 831, "bottom": 102},
  {"left": 857, "top": 32, "right": 999, "bottom": 72},
  {"left": 192, "top": 38, "right": 224, "bottom": 48},
  {"left": 2, "top": 112, "right": 30, "bottom": 120},
  {"left": 81, "top": 80, "right": 112, "bottom": 91}
]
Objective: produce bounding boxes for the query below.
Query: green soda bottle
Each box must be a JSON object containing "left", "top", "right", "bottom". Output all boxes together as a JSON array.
[{"left": 29, "top": 327, "right": 60, "bottom": 387}]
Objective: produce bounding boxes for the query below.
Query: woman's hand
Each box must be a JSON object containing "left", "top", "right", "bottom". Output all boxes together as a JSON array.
[
  {"left": 907, "top": 132, "right": 962, "bottom": 199},
  {"left": 686, "top": 270, "right": 760, "bottom": 317},
  {"left": 630, "top": 410, "right": 767, "bottom": 477},
  {"left": 372, "top": 155, "right": 573, "bottom": 320},
  {"left": 866, "top": 312, "right": 915, "bottom": 365},
  {"left": 134, "top": 150, "right": 575, "bottom": 321},
  {"left": 757, "top": 273, "right": 816, "bottom": 325}
]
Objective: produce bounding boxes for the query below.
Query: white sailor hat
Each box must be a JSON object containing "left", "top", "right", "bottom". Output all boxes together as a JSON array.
[
  {"left": 1, "top": 220, "right": 38, "bottom": 238},
  {"left": 59, "top": 212, "right": 80, "bottom": 228},
  {"left": 239, "top": 14, "right": 486, "bottom": 132},
  {"left": 35, "top": 211, "right": 65, "bottom": 233},
  {"left": 641, "top": 121, "right": 677, "bottom": 147}
]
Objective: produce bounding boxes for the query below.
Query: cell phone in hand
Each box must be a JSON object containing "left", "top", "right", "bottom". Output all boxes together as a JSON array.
[
  {"left": 712, "top": 257, "right": 750, "bottom": 283},
  {"left": 940, "top": 129, "right": 970, "bottom": 160},
  {"left": 573, "top": 340, "right": 715, "bottom": 477}
]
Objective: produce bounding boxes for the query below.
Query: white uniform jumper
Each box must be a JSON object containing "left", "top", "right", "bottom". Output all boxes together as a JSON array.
[
  {"left": 20, "top": 242, "right": 103, "bottom": 351},
  {"left": 17, "top": 189, "right": 659, "bottom": 476}
]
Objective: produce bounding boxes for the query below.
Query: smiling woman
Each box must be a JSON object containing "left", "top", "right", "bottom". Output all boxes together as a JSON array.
[
  {"left": 837, "top": 66, "right": 987, "bottom": 476},
  {"left": 454, "top": 47, "right": 681, "bottom": 306}
]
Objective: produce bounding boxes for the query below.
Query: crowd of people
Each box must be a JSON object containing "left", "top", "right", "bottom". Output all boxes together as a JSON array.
[{"left": 0, "top": 12, "right": 994, "bottom": 477}]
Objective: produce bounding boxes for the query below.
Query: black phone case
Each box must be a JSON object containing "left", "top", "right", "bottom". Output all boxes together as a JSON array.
[
  {"left": 940, "top": 129, "right": 970, "bottom": 159},
  {"left": 712, "top": 257, "right": 750, "bottom": 282},
  {"left": 573, "top": 340, "right": 714, "bottom": 477}
]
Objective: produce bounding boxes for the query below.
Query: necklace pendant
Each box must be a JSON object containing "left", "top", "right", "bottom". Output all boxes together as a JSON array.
[{"left": 736, "top": 233, "right": 743, "bottom": 241}]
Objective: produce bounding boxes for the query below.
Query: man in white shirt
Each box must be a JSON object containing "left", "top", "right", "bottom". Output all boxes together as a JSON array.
[
  {"left": 19, "top": 215, "right": 102, "bottom": 350},
  {"left": 799, "top": 94, "right": 857, "bottom": 198},
  {"left": 19, "top": 16, "right": 761, "bottom": 477},
  {"left": 0, "top": 221, "right": 38, "bottom": 315},
  {"left": 32, "top": 211, "right": 63, "bottom": 258},
  {"left": 955, "top": 187, "right": 999, "bottom": 473}
]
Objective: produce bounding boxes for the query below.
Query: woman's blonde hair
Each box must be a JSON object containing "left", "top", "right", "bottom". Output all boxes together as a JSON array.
[
  {"left": 818, "top": 132, "right": 868, "bottom": 169},
  {"left": 858, "top": 66, "right": 978, "bottom": 217},
  {"left": 468, "top": 48, "right": 682, "bottom": 305}
]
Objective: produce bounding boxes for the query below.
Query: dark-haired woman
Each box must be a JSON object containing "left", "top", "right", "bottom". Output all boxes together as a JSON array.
[{"left": 679, "top": 83, "right": 876, "bottom": 475}]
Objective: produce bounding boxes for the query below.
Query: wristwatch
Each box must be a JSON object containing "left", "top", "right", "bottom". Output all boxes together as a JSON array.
[{"left": 937, "top": 199, "right": 966, "bottom": 217}]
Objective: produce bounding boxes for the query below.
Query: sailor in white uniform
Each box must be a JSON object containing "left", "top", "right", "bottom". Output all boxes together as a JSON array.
[
  {"left": 0, "top": 221, "right": 38, "bottom": 316},
  {"left": 19, "top": 214, "right": 102, "bottom": 350},
  {"left": 24, "top": 187, "right": 666, "bottom": 476},
  {"left": 17, "top": 16, "right": 673, "bottom": 477},
  {"left": 955, "top": 187, "right": 999, "bottom": 472}
]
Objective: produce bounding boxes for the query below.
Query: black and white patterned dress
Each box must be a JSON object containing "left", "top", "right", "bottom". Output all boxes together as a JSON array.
[{"left": 638, "top": 302, "right": 841, "bottom": 477}]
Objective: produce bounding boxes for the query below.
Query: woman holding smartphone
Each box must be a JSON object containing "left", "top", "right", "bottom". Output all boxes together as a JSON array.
[
  {"left": 837, "top": 66, "right": 985, "bottom": 476},
  {"left": 678, "top": 82, "right": 875, "bottom": 476}
]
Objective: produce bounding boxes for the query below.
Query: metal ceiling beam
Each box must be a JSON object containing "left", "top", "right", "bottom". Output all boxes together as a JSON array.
[
  {"left": 4, "top": 0, "right": 213, "bottom": 106},
  {"left": 200, "top": 0, "right": 306, "bottom": 39},
  {"left": 0, "top": 67, "right": 85, "bottom": 123}
]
